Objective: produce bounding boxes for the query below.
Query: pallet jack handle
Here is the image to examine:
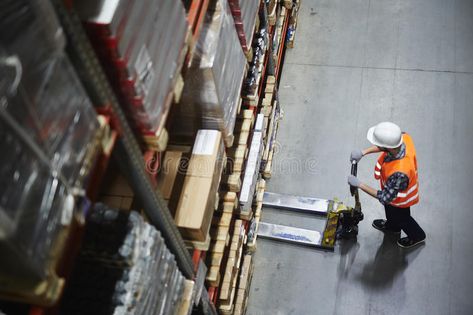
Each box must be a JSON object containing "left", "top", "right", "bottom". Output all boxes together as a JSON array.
[
  {"left": 350, "top": 161, "right": 358, "bottom": 196},
  {"left": 350, "top": 161, "right": 361, "bottom": 211}
]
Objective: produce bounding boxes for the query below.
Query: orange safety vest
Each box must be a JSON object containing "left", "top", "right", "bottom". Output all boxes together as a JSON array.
[{"left": 374, "top": 133, "right": 419, "bottom": 208}]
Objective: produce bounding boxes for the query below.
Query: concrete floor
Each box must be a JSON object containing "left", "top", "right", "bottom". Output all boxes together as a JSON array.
[{"left": 247, "top": 1, "right": 473, "bottom": 314}]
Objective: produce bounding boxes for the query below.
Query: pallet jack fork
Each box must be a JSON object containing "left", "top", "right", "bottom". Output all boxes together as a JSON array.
[{"left": 257, "top": 162, "right": 364, "bottom": 251}]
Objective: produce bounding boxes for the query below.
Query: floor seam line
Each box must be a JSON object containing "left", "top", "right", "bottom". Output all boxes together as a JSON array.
[{"left": 284, "top": 62, "right": 473, "bottom": 75}]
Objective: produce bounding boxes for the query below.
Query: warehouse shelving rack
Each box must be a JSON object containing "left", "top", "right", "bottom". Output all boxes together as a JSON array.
[
  {"left": 21, "top": 1, "right": 217, "bottom": 314},
  {"left": 1, "top": 1, "right": 301, "bottom": 314}
]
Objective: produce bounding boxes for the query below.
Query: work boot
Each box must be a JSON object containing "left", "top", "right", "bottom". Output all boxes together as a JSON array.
[
  {"left": 397, "top": 236, "right": 426, "bottom": 249},
  {"left": 372, "top": 219, "right": 401, "bottom": 234}
]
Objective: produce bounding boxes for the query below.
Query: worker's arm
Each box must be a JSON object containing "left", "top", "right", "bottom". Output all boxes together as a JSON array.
[
  {"left": 376, "top": 172, "right": 409, "bottom": 205},
  {"left": 350, "top": 145, "right": 381, "bottom": 162},
  {"left": 347, "top": 176, "right": 381, "bottom": 199},
  {"left": 348, "top": 172, "right": 409, "bottom": 204},
  {"left": 362, "top": 145, "right": 382, "bottom": 156},
  {"left": 358, "top": 183, "right": 379, "bottom": 199}
]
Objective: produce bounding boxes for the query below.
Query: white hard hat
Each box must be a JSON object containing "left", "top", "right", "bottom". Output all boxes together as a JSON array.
[{"left": 367, "top": 122, "right": 403, "bottom": 148}]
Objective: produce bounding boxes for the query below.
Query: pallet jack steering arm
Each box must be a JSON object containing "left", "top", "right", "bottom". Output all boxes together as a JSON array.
[
  {"left": 332, "top": 161, "right": 364, "bottom": 239},
  {"left": 350, "top": 161, "right": 361, "bottom": 212}
]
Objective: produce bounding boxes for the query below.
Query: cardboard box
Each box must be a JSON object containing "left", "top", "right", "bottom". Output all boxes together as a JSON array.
[
  {"left": 175, "top": 130, "right": 225, "bottom": 241},
  {"left": 157, "top": 151, "right": 184, "bottom": 200},
  {"left": 99, "top": 170, "right": 135, "bottom": 210}
]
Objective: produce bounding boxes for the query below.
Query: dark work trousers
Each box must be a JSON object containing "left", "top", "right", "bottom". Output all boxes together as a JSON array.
[{"left": 384, "top": 204, "right": 426, "bottom": 241}]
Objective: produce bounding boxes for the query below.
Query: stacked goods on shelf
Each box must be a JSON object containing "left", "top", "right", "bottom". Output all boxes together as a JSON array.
[
  {"left": 0, "top": 0, "right": 100, "bottom": 305},
  {"left": 272, "top": 5, "right": 288, "bottom": 77},
  {"left": 242, "top": 8, "right": 270, "bottom": 105},
  {"left": 171, "top": 0, "right": 247, "bottom": 147},
  {"left": 228, "top": 0, "right": 260, "bottom": 55},
  {"left": 224, "top": 110, "right": 255, "bottom": 195},
  {"left": 75, "top": 0, "right": 189, "bottom": 148},
  {"left": 203, "top": 3, "right": 292, "bottom": 313},
  {"left": 205, "top": 114, "right": 254, "bottom": 293},
  {"left": 205, "top": 119, "right": 266, "bottom": 313},
  {"left": 266, "top": 0, "right": 278, "bottom": 25},
  {"left": 246, "top": 3, "right": 288, "bottom": 252},
  {"left": 287, "top": 0, "right": 302, "bottom": 48},
  {"left": 0, "top": 119, "right": 72, "bottom": 304},
  {"left": 260, "top": 76, "right": 282, "bottom": 178},
  {"left": 174, "top": 130, "right": 226, "bottom": 245},
  {"left": 211, "top": 2, "right": 293, "bottom": 310},
  {"left": 239, "top": 114, "right": 265, "bottom": 219},
  {"left": 60, "top": 204, "right": 190, "bottom": 315},
  {"left": 246, "top": 179, "right": 266, "bottom": 251}
]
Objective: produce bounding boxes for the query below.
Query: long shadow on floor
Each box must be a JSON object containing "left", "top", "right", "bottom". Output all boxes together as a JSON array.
[{"left": 356, "top": 234, "right": 423, "bottom": 291}]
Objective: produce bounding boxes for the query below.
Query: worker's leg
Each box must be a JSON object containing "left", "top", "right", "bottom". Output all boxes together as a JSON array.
[
  {"left": 384, "top": 204, "right": 402, "bottom": 232},
  {"left": 373, "top": 204, "right": 402, "bottom": 233},
  {"left": 394, "top": 206, "right": 426, "bottom": 241}
]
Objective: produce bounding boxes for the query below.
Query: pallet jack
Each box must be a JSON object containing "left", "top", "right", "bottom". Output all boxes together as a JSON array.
[{"left": 257, "top": 161, "right": 364, "bottom": 250}]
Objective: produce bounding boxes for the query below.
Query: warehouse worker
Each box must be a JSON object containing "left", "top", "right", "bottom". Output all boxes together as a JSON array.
[{"left": 347, "top": 122, "right": 426, "bottom": 249}]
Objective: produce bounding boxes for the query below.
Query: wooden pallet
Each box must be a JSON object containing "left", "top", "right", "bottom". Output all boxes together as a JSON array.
[
  {"left": 263, "top": 134, "right": 277, "bottom": 179},
  {"left": 247, "top": 179, "right": 266, "bottom": 252},
  {"left": 261, "top": 95, "right": 281, "bottom": 180},
  {"left": 260, "top": 75, "right": 276, "bottom": 140},
  {"left": 260, "top": 75, "right": 279, "bottom": 178},
  {"left": 261, "top": 102, "right": 280, "bottom": 178},
  {"left": 218, "top": 220, "right": 246, "bottom": 314},
  {"left": 185, "top": 232, "right": 211, "bottom": 251},
  {"left": 233, "top": 254, "right": 255, "bottom": 315},
  {"left": 176, "top": 279, "right": 195, "bottom": 315},
  {"left": 224, "top": 109, "right": 255, "bottom": 193},
  {"left": 206, "top": 192, "right": 238, "bottom": 286},
  {"left": 284, "top": 0, "right": 293, "bottom": 9},
  {"left": 0, "top": 219, "right": 74, "bottom": 306}
]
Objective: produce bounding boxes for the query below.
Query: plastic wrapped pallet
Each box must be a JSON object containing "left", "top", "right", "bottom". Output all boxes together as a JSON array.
[
  {"left": 0, "top": 118, "right": 73, "bottom": 282},
  {"left": 76, "top": 0, "right": 189, "bottom": 134},
  {"left": 228, "top": 0, "right": 260, "bottom": 53},
  {"left": 1, "top": 1, "right": 99, "bottom": 187},
  {"left": 0, "top": 0, "right": 66, "bottom": 96},
  {"left": 172, "top": 0, "right": 246, "bottom": 147},
  {"left": 0, "top": 0, "right": 99, "bottom": 296},
  {"left": 240, "top": 114, "right": 265, "bottom": 212},
  {"left": 61, "top": 205, "right": 186, "bottom": 315}
]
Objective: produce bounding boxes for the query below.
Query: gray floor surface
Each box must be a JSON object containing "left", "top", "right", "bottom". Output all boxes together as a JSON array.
[{"left": 246, "top": 1, "right": 473, "bottom": 314}]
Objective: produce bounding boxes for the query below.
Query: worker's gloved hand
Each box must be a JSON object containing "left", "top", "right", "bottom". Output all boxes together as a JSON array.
[
  {"left": 348, "top": 175, "right": 361, "bottom": 187},
  {"left": 350, "top": 149, "right": 363, "bottom": 163}
]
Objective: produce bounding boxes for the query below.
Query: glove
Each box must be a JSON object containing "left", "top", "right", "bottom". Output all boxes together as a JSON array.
[
  {"left": 348, "top": 175, "right": 361, "bottom": 187},
  {"left": 350, "top": 149, "right": 363, "bottom": 163}
]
